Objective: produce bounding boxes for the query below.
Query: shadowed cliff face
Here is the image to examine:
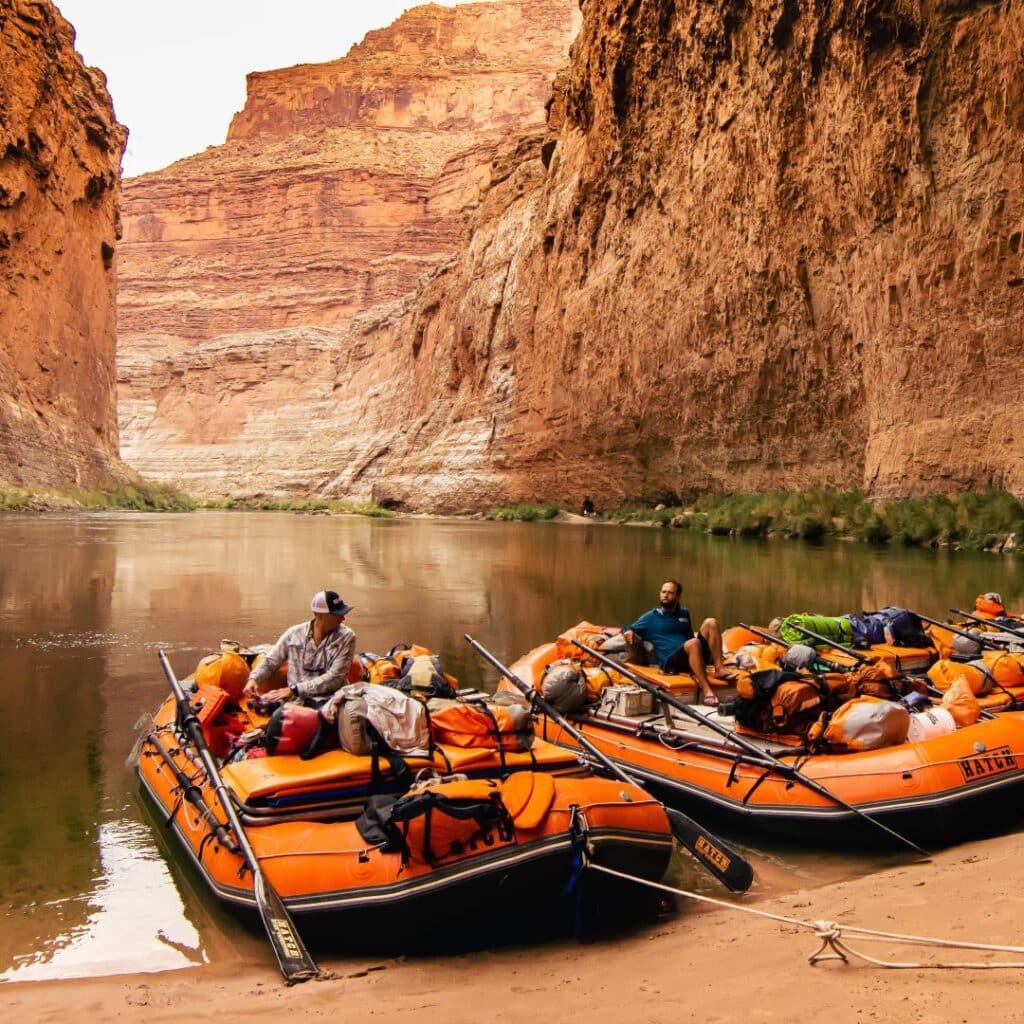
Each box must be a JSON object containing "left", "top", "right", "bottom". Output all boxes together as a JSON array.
[
  {"left": 0, "top": 0, "right": 126, "bottom": 487},
  {"left": 347, "top": 0, "right": 1024, "bottom": 510},
  {"left": 120, "top": 0, "right": 1023, "bottom": 509}
]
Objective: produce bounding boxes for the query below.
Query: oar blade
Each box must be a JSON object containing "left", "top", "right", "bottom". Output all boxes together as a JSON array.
[
  {"left": 664, "top": 807, "right": 753, "bottom": 893},
  {"left": 253, "top": 872, "right": 319, "bottom": 984}
]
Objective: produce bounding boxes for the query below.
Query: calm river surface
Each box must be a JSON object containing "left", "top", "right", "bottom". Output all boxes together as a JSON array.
[{"left": 1, "top": 511, "right": 1021, "bottom": 981}]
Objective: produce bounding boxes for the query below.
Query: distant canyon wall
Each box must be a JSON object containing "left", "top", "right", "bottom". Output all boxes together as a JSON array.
[
  {"left": 116, "top": 0, "right": 581, "bottom": 488},
  {"left": 0, "top": 0, "right": 126, "bottom": 488},
  {"left": 119, "top": 0, "right": 1024, "bottom": 509}
]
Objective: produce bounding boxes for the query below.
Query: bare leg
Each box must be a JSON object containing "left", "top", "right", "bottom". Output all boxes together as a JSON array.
[
  {"left": 700, "top": 617, "right": 726, "bottom": 675},
  {"left": 684, "top": 636, "right": 716, "bottom": 703}
]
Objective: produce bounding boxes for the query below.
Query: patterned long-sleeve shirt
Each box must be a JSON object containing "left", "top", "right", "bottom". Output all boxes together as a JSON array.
[{"left": 248, "top": 620, "right": 356, "bottom": 699}]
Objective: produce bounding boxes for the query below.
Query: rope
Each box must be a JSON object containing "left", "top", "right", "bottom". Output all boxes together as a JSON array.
[{"left": 585, "top": 862, "right": 1024, "bottom": 969}]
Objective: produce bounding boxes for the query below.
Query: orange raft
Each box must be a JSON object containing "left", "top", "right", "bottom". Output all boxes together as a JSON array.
[
  {"left": 508, "top": 635, "right": 1024, "bottom": 848},
  {"left": 136, "top": 693, "right": 673, "bottom": 941}
]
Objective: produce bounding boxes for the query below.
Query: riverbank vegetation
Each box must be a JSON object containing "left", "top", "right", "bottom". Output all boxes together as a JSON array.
[
  {"left": 486, "top": 503, "right": 561, "bottom": 522},
  {"left": 601, "top": 488, "right": 1024, "bottom": 552},
  {"left": 199, "top": 497, "right": 395, "bottom": 517},
  {"left": 0, "top": 481, "right": 196, "bottom": 512}
]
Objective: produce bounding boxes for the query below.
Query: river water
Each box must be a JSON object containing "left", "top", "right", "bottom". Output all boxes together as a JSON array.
[{"left": 1, "top": 511, "right": 1020, "bottom": 981}]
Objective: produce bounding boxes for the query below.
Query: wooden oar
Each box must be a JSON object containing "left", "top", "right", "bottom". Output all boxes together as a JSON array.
[
  {"left": 464, "top": 635, "right": 754, "bottom": 894},
  {"left": 951, "top": 608, "right": 1024, "bottom": 643},
  {"left": 158, "top": 651, "right": 319, "bottom": 984},
  {"left": 574, "top": 640, "right": 932, "bottom": 860}
]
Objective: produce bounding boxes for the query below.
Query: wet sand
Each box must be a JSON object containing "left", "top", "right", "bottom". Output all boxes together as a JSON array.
[{"left": 5, "top": 830, "right": 1023, "bottom": 1023}]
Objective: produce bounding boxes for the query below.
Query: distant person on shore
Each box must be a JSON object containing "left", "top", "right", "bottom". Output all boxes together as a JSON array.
[
  {"left": 581, "top": 497, "right": 596, "bottom": 518},
  {"left": 619, "top": 579, "right": 727, "bottom": 705},
  {"left": 243, "top": 590, "right": 356, "bottom": 704}
]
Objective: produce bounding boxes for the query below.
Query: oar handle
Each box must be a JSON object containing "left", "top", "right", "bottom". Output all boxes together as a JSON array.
[{"left": 738, "top": 623, "right": 791, "bottom": 649}]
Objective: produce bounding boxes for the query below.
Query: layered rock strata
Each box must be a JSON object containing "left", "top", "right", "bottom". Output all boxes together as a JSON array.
[
  {"left": 0, "top": 0, "right": 126, "bottom": 487},
  {"left": 121, "top": 0, "right": 1024, "bottom": 508},
  {"left": 117, "top": 0, "right": 580, "bottom": 485}
]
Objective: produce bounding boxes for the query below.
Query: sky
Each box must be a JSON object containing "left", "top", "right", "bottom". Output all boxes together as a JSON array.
[{"left": 55, "top": 1, "right": 477, "bottom": 178}]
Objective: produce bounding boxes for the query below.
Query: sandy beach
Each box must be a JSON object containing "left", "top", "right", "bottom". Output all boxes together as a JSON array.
[{"left": 5, "top": 827, "right": 1024, "bottom": 1024}]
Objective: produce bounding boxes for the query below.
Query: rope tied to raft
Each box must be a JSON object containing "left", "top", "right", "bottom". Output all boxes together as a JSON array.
[{"left": 585, "top": 862, "right": 1024, "bottom": 970}]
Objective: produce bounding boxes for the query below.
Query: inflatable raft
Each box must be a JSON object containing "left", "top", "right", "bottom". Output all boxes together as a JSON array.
[
  {"left": 136, "top": 689, "right": 673, "bottom": 942},
  {"left": 507, "top": 634, "right": 1024, "bottom": 848}
]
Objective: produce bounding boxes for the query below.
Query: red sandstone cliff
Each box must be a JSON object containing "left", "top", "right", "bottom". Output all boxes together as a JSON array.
[
  {"left": 0, "top": 0, "right": 126, "bottom": 487},
  {"left": 120, "top": 0, "right": 1024, "bottom": 509},
  {"left": 116, "top": 0, "right": 580, "bottom": 483}
]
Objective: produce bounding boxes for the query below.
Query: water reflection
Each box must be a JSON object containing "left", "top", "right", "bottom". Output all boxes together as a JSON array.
[{"left": 0, "top": 512, "right": 1021, "bottom": 980}]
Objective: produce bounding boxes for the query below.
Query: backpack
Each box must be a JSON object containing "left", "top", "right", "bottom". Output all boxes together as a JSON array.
[
  {"left": 845, "top": 607, "right": 930, "bottom": 649},
  {"left": 734, "top": 668, "right": 828, "bottom": 735},
  {"left": 539, "top": 659, "right": 589, "bottom": 713},
  {"left": 779, "top": 614, "right": 854, "bottom": 649},
  {"left": 398, "top": 654, "right": 458, "bottom": 699},
  {"left": 355, "top": 779, "right": 516, "bottom": 866}
]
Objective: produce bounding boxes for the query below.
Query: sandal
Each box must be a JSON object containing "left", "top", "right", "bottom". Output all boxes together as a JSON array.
[{"left": 701, "top": 691, "right": 719, "bottom": 707}]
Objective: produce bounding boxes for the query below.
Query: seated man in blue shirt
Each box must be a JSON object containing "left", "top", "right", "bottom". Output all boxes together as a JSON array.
[{"left": 622, "top": 579, "right": 727, "bottom": 705}]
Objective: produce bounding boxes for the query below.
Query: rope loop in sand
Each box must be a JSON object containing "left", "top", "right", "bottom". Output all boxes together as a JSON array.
[{"left": 585, "top": 862, "right": 1024, "bottom": 970}]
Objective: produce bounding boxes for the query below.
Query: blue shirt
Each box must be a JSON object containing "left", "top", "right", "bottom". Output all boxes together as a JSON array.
[{"left": 627, "top": 606, "right": 695, "bottom": 668}]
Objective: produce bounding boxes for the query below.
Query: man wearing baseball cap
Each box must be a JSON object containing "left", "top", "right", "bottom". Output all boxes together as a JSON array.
[{"left": 243, "top": 589, "right": 356, "bottom": 704}]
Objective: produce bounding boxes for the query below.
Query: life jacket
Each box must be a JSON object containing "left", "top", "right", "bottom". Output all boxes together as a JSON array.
[
  {"left": 555, "top": 622, "right": 612, "bottom": 664},
  {"left": 721, "top": 625, "right": 765, "bottom": 653},
  {"left": 975, "top": 593, "right": 1006, "bottom": 618},
  {"left": 264, "top": 704, "right": 331, "bottom": 758},
  {"left": 941, "top": 676, "right": 981, "bottom": 727},
  {"left": 194, "top": 651, "right": 250, "bottom": 702},
  {"left": 354, "top": 777, "right": 518, "bottom": 866},
  {"left": 429, "top": 700, "right": 534, "bottom": 753},
  {"left": 808, "top": 696, "right": 909, "bottom": 752},
  {"left": 364, "top": 654, "right": 402, "bottom": 686}
]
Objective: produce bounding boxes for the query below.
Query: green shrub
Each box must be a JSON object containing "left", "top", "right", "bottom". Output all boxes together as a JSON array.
[{"left": 487, "top": 504, "right": 560, "bottom": 522}]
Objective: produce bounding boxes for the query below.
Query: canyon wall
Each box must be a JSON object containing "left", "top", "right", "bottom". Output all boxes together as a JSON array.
[
  {"left": 116, "top": 0, "right": 581, "bottom": 487},
  {"left": 120, "top": 0, "right": 1024, "bottom": 509},
  {"left": 0, "top": 0, "right": 126, "bottom": 487}
]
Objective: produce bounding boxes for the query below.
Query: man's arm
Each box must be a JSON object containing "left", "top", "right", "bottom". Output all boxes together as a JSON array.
[
  {"left": 295, "top": 629, "right": 356, "bottom": 699},
  {"left": 623, "top": 610, "right": 654, "bottom": 642},
  {"left": 244, "top": 629, "right": 290, "bottom": 693}
]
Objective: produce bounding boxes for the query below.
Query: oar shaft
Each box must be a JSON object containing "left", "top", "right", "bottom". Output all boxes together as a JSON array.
[
  {"left": 145, "top": 729, "right": 239, "bottom": 853},
  {"left": 464, "top": 635, "right": 754, "bottom": 894},
  {"left": 158, "top": 651, "right": 318, "bottom": 983},
  {"left": 575, "top": 640, "right": 931, "bottom": 860},
  {"left": 916, "top": 611, "right": 1010, "bottom": 648},
  {"left": 786, "top": 623, "right": 870, "bottom": 665},
  {"left": 952, "top": 608, "right": 1024, "bottom": 642}
]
